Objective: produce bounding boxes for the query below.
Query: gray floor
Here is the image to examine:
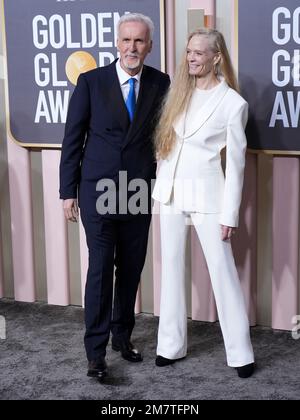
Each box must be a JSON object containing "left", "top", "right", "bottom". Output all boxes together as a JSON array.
[{"left": 0, "top": 299, "right": 299, "bottom": 400}]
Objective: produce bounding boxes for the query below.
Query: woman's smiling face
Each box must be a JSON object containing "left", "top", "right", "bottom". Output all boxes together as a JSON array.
[{"left": 187, "top": 35, "right": 220, "bottom": 78}]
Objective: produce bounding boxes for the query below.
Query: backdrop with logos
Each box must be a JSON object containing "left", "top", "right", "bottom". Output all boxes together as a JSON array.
[
  {"left": 239, "top": 0, "right": 300, "bottom": 154},
  {"left": 3, "top": 0, "right": 165, "bottom": 147}
]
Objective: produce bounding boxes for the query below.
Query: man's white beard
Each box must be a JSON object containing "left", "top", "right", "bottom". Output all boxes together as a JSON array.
[{"left": 124, "top": 58, "right": 141, "bottom": 70}]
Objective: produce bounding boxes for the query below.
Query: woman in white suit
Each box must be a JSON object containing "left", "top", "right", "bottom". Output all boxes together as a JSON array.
[{"left": 152, "top": 29, "right": 255, "bottom": 378}]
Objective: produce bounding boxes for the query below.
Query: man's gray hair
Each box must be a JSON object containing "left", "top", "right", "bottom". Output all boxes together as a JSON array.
[{"left": 117, "top": 13, "right": 155, "bottom": 40}]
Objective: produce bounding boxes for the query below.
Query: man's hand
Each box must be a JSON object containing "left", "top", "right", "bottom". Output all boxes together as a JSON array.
[
  {"left": 221, "top": 225, "right": 236, "bottom": 241},
  {"left": 63, "top": 199, "right": 79, "bottom": 223}
]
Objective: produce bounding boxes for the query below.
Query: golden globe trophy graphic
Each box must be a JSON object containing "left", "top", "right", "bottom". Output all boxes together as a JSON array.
[{"left": 65, "top": 51, "right": 97, "bottom": 86}]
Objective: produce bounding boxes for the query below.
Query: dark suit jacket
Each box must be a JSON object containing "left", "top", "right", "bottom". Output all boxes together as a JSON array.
[{"left": 59, "top": 60, "right": 170, "bottom": 216}]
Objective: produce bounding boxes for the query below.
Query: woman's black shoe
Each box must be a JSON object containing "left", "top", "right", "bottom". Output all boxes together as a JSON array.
[
  {"left": 155, "top": 355, "right": 184, "bottom": 367},
  {"left": 236, "top": 363, "right": 255, "bottom": 378}
]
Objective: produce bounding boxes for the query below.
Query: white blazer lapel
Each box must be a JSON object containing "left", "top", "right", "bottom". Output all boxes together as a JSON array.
[
  {"left": 184, "top": 81, "right": 229, "bottom": 139},
  {"left": 173, "top": 111, "right": 186, "bottom": 138}
]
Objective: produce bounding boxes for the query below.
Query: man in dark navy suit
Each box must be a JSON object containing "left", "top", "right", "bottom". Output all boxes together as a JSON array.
[{"left": 59, "top": 13, "right": 170, "bottom": 381}]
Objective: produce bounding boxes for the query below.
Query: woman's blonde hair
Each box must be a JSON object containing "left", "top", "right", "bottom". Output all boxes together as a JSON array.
[{"left": 155, "top": 28, "right": 239, "bottom": 159}]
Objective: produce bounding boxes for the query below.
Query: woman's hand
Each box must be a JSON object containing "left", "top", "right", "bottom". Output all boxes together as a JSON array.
[{"left": 221, "top": 225, "right": 236, "bottom": 241}]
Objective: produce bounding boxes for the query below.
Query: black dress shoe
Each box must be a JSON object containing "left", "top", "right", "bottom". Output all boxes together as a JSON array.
[
  {"left": 155, "top": 355, "right": 185, "bottom": 367},
  {"left": 112, "top": 339, "right": 143, "bottom": 363},
  {"left": 236, "top": 363, "right": 255, "bottom": 378},
  {"left": 87, "top": 358, "right": 108, "bottom": 382}
]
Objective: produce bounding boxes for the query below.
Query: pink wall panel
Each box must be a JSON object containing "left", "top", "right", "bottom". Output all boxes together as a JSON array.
[
  {"left": 272, "top": 158, "right": 299, "bottom": 330},
  {"left": 232, "top": 0, "right": 257, "bottom": 326},
  {"left": 42, "top": 150, "right": 70, "bottom": 306},
  {"left": 232, "top": 0, "right": 238, "bottom": 65},
  {"left": 232, "top": 154, "right": 257, "bottom": 326},
  {"left": 7, "top": 137, "right": 35, "bottom": 302},
  {"left": 189, "top": 0, "right": 215, "bottom": 15},
  {"left": 189, "top": 0, "right": 216, "bottom": 28},
  {"left": 190, "top": 0, "right": 216, "bottom": 28},
  {"left": 0, "top": 226, "right": 4, "bottom": 298},
  {"left": 135, "top": 287, "right": 142, "bottom": 314},
  {"left": 191, "top": 227, "right": 217, "bottom": 321},
  {"left": 165, "top": 0, "right": 176, "bottom": 78},
  {"left": 152, "top": 0, "right": 176, "bottom": 317}
]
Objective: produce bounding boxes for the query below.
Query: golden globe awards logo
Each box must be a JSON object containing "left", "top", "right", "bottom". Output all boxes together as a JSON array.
[
  {"left": 239, "top": 0, "right": 300, "bottom": 153},
  {"left": 3, "top": 0, "right": 163, "bottom": 146},
  {"left": 32, "top": 12, "right": 126, "bottom": 124},
  {"left": 270, "top": 7, "right": 300, "bottom": 128}
]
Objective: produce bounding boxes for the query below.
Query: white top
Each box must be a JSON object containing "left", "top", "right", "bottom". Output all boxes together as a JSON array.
[
  {"left": 116, "top": 59, "right": 143, "bottom": 102},
  {"left": 184, "top": 86, "right": 219, "bottom": 135}
]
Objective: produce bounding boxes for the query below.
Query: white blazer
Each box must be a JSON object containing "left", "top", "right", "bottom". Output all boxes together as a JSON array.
[{"left": 152, "top": 81, "right": 248, "bottom": 228}]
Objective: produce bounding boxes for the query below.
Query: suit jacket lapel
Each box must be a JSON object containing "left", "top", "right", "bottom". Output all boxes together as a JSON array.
[
  {"left": 123, "top": 66, "right": 159, "bottom": 148},
  {"left": 174, "top": 81, "right": 229, "bottom": 139}
]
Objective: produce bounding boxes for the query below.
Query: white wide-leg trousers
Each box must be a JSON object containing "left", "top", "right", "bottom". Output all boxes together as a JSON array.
[{"left": 157, "top": 201, "right": 254, "bottom": 368}]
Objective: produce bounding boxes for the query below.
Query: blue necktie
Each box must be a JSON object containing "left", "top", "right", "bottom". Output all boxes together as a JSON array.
[{"left": 126, "top": 78, "right": 136, "bottom": 122}]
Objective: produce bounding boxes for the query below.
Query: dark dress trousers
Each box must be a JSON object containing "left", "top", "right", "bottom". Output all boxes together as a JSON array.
[{"left": 59, "top": 60, "right": 170, "bottom": 361}]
